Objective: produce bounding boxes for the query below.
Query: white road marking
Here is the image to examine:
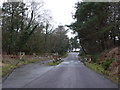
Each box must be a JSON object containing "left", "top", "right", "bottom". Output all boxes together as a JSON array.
[{"left": 62, "top": 62, "right": 70, "bottom": 64}]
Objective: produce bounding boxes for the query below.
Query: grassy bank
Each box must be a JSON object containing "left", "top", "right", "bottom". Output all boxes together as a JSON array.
[
  {"left": 2, "top": 53, "right": 68, "bottom": 79},
  {"left": 84, "top": 62, "right": 119, "bottom": 83},
  {"left": 2, "top": 57, "right": 50, "bottom": 79}
]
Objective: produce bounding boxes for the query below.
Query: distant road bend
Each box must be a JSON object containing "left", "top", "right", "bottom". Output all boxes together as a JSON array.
[{"left": 3, "top": 52, "right": 118, "bottom": 88}]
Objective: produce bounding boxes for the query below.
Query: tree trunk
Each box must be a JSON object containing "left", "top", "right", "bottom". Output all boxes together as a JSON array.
[
  {"left": 101, "top": 40, "right": 105, "bottom": 50},
  {"left": 79, "top": 39, "right": 87, "bottom": 55},
  {"left": 113, "top": 36, "right": 116, "bottom": 47}
]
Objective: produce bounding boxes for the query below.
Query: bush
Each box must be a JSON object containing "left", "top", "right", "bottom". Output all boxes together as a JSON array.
[
  {"left": 102, "top": 60, "right": 111, "bottom": 70},
  {"left": 102, "top": 58, "right": 115, "bottom": 70},
  {"left": 91, "top": 54, "right": 100, "bottom": 63}
]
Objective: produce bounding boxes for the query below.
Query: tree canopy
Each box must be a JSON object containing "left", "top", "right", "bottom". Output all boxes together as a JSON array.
[
  {"left": 2, "top": 1, "right": 69, "bottom": 55},
  {"left": 69, "top": 2, "right": 120, "bottom": 54}
]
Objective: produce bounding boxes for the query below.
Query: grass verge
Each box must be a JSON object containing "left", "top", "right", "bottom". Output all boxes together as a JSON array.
[
  {"left": 84, "top": 62, "right": 119, "bottom": 84},
  {"left": 2, "top": 57, "right": 50, "bottom": 80}
]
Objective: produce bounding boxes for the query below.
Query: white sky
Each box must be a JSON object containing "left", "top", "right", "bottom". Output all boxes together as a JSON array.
[
  {"left": 43, "top": 0, "right": 81, "bottom": 38},
  {"left": 43, "top": 0, "right": 80, "bottom": 26},
  {"left": 0, "top": 0, "right": 82, "bottom": 38}
]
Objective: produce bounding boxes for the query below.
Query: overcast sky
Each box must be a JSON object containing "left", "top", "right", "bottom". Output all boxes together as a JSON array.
[
  {"left": 43, "top": 0, "right": 80, "bottom": 25},
  {"left": 0, "top": 0, "right": 82, "bottom": 38},
  {"left": 43, "top": 0, "right": 81, "bottom": 38}
]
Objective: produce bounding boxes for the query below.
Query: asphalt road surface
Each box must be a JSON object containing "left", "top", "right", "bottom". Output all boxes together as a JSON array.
[{"left": 3, "top": 52, "right": 118, "bottom": 88}]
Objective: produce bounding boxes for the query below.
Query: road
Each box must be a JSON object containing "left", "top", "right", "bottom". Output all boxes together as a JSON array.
[{"left": 3, "top": 52, "right": 118, "bottom": 88}]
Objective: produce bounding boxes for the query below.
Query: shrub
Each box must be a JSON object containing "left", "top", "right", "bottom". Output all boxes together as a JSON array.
[
  {"left": 90, "top": 54, "right": 100, "bottom": 63},
  {"left": 102, "top": 58, "right": 115, "bottom": 70}
]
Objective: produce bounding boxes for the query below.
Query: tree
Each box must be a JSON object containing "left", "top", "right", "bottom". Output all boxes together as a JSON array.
[
  {"left": 2, "top": 1, "right": 70, "bottom": 56},
  {"left": 69, "top": 2, "right": 119, "bottom": 54},
  {"left": 50, "top": 26, "right": 69, "bottom": 55},
  {"left": 2, "top": 1, "right": 53, "bottom": 54},
  {"left": 70, "top": 36, "right": 79, "bottom": 51},
  {"left": 2, "top": 2, "right": 27, "bottom": 54}
]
